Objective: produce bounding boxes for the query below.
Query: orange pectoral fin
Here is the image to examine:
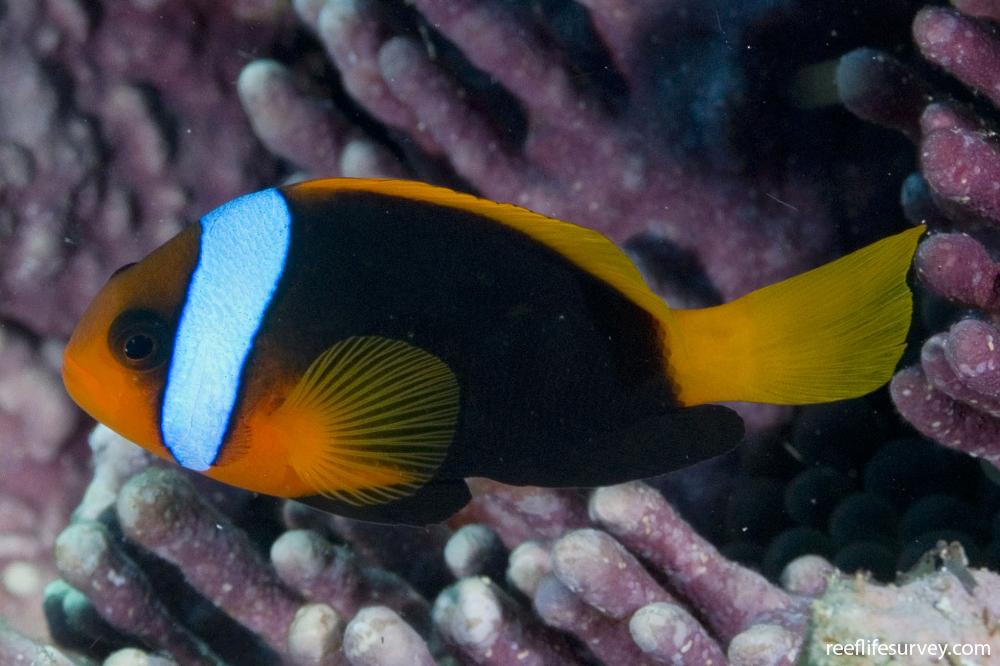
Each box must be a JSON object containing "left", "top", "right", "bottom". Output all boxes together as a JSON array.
[{"left": 268, "top": 336, "right": 461, "bottom": 506}]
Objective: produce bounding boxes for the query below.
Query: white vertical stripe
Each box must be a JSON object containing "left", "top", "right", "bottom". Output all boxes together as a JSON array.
[{"left": 162, "top": 188, "right": 291, "bottom": 471}]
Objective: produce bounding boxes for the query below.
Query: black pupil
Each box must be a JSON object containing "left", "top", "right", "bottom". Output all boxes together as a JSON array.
[{"left": 124, "top": 334, "right": 154, "bottom": 360}]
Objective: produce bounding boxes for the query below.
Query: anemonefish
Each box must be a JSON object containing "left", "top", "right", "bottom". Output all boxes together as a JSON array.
[{"left": 62, "top": 179, "right": 923, "bottom": 525}]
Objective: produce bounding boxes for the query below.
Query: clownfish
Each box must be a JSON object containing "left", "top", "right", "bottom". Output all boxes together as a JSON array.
[{"left": 62, "top": 179, "right": 923, "bottom": 525}]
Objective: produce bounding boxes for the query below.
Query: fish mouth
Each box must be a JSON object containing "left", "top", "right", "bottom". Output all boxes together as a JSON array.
[{"left": 61, "top": 353, "right": 108, "bottom": 419}]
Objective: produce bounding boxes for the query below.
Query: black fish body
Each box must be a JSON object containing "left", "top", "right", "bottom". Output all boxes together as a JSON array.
[
  {"left": 62, "top": 178, "right": 922, "bottom": 525},
  {"left": 264, "top": 188, "right": 742, "bottom": 521}
]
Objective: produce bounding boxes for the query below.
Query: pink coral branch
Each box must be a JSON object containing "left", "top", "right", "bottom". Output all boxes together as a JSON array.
[
  {"left": 629, "top": 602, "right": 728, "bottom": 665},
  {"left": 54, "top": 522, "right": 219, "bottom": 664},
  {"left": 533, "top": 575, "right": 655, "bottom": 665},
  {"left": 270, "top": 528, "right": 432, "bottom": 640},
  {"left": 921, "top": 127, "right": 1000, "bottom": 224},
  {"left": 915, "top": 233, "right": 1000, "bottom": 311},
  {"left": 836, "top": 48, "right": 931, "bottom": 140},
  {"left": 915, "top": 7, "right": 1000, "bottom": 109},
  {"left": 920, "top": 334, "right": 1000, "bottom": 417},
  {"left": 952, "top": 0, "right": 1000, "bottom": 22},
  {"left": 451, "top": 481, "right": 589, "bottom": 548},
  {"left": 943, "top": 318, "right": 1000, "bottom": 397},
  {"left": 377, "top": 37, "right": 538, "bottom": 203},
  {"left": 891, "top": 366, "right": 1000, "bottom": 465},
  {"left": 344, "top": 607, "right": 436, "bottom": 666},
  {"left": 433, "top": 577, "right": 579, "bottom": 665},
  {"left": 310, "top": 0, "right": 438, "bottom": 155},
  {"left": 288, "top": 603, "right": 349, "bottom": 666},
  {"left": 411, "top": 0, "right": 604, "bottom": 128},
  {"left": 238, "top": 59, "right": 350, "bottom": 176},
  {"left": 116, "top": 469, "right": 303, "bottom": 660},
  {"left": 550, "top": 528, "right": 675, "bottom": 619},
  {"left": 589, "top": 482, "right": 794, "bottom": 642}
]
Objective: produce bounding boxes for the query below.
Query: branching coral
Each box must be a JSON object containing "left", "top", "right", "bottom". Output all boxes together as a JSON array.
[
  {"left": 0, "top": 325, "right": 86, "bottom": 638},
  {"left": 44, "top": 428, "right": 793, "bottom": 663},
  {"left": 0, "top": 0, "right": 285, "bottom": 338},
  {"left": 34, "top": 427, "right": 1000, "bottom": 665},
  {"left": 239, "top": 0, "right": 837, "bottom": 303},
  {"left": 837, "top": 2, "right": 1000, "bottom": 467}
]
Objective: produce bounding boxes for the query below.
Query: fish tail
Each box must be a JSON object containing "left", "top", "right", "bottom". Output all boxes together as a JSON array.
[{"left": 664, "top": 225, "right": 925, "bottom": 406}]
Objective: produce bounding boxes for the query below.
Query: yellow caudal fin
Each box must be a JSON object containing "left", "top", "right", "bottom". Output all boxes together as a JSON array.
[{"left": 665, "top": 225, "right": 925, "bottom": 406}]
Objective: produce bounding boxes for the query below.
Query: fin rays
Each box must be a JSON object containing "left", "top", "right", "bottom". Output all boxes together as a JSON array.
[
  {"left": 668, "top": 225, "right": 924, "bottom": 405},
  {"left": 276, "top": 336, "right": 460, "bottom": 506}
]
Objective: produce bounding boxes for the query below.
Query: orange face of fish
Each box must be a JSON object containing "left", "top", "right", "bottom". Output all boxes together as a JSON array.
[
  {"left": 61, "top": 215, "right": 318, "bottom": 499},
  {"left": 62, "top": 225, "right": 200, "bottom": 462}
]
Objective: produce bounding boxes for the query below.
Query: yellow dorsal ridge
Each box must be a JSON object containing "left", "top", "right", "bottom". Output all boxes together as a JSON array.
[{"left": 290, "top": 178, "right": 673, "bottom": 323}]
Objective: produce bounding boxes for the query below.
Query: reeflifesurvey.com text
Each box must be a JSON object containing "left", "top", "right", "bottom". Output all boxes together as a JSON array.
[{"left": 825, "top": 638, "right": 991, "bottom": 661}]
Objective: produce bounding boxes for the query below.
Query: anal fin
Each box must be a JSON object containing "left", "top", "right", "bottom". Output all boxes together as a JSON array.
[
  {"left": 293, "top": 476, "right": 472, "bottom": 525},
  {"left": 532, "top": 404, "right": 744, "bottom": 488}
]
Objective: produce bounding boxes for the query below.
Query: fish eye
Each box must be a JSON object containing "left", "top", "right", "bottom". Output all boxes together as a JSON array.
[
  {"left": 124, "top": 333, "right": 155, "bottom": 361},
  {"left": 108, "top": 310, "right": 168, "bottom": 371}
]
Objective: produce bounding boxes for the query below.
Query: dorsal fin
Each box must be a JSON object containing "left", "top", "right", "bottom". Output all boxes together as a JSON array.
[{"left": 288, "top": 179, "right": 673, "bottom": 323}]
